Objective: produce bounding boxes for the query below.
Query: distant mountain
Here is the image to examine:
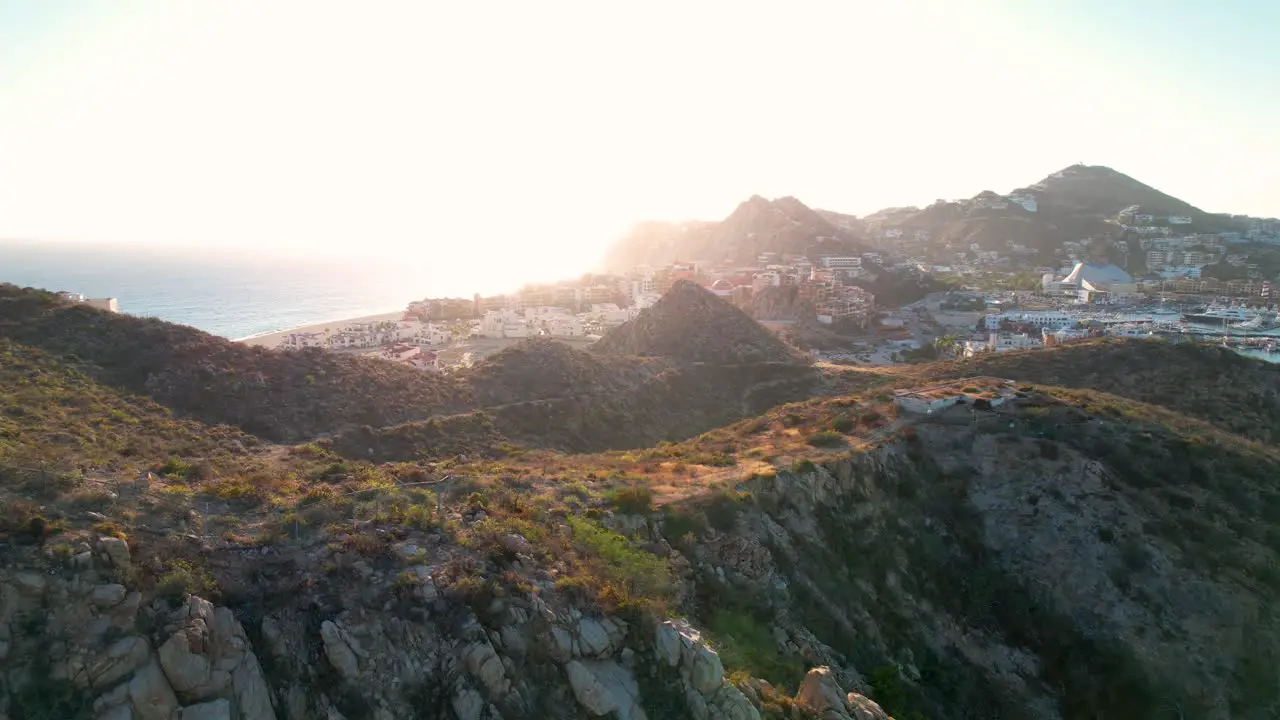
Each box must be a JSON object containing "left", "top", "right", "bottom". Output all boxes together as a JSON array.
[
  {"left": 599, "top": 219, "right": 715, "bottom": 272},
  {"left": 603, "top": 196, "right": 863, "bottom": 271},
  {"left": 862, "top": 164, "right": 1239, "bottom": 258},
  {"left": 592, "top": 280, "right": 805, "bottom": 365}
]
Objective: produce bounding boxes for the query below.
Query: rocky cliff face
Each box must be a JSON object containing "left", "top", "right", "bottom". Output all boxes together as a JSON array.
[
  {"left": 644, "top": 419, "right": 1280, "bottom": 719},
  {"left": 5, "top": 356, "right": 1279, "bottom": 720},
  {"left": 0, "top": 516, "right": 881, "bottom": 720}
]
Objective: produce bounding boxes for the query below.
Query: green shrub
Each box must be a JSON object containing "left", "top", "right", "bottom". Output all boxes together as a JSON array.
[
  {"left": 790, "top": 459, "right": 817, "bottom": 475},
  {"left": 707, "top": 609, "right": 805, "bottom": 691},
  {"left": 830, "top": 414, "right": 855, "bottom": 433},
  {"left": 156, "top": 457, "right": 195, "bottom": 479},
  {"left": 156, "top": 559, "right": 217, "bottom": 603},
  {"left": 607, "top": 484, "right": 654, "bottom": 514},
  {"left": 805, "top": 431, "right": 845, "bottom": 448},
  {"left": 566, "top": 517, "right": 673, "bottom": 611},
  {"left": 705, "top": 490, "right": 749, "bottom": 532},
  {"left": 662, "top": 507, "right": 707, "bottom": 541}
]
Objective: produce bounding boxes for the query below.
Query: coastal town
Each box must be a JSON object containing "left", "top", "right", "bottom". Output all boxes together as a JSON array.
[
  {"left": 237, "top": 243, "right": 1280, "bottom": 374},
  {"left": 55, "top": 163, "right": 1280, "bottom": 372}
]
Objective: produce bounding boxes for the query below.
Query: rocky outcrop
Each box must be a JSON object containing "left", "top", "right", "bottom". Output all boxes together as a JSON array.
[
  {"left": 653, "top": 620, "right": 760, "bottom": 720},
  {"left": 797, "top": 667, "right": 890, "bottom": 720},
  {"left": 319, "top": 620, "right": 361, "bottom": 682},
  {"left": 565, "top": 660, "right": 646, "bottom": 719},
  {"left": 154, "top": 597, "right": 276, "bottom": 719},
  {"left": 0, "top": 537, "right": 275, "bottom": 720}
]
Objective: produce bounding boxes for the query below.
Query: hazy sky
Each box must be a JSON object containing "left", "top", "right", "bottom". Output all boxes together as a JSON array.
[{"left": 1, "top": 0, "right": 1276, "bottom": 284}]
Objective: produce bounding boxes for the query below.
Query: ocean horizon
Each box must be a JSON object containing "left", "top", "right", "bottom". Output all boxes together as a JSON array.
[{"left": 0, "top": 240, "right": 446, "bottom": 339}]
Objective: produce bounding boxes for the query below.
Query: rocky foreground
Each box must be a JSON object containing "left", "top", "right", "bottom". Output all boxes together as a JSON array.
[{"left": 2, "top": 520, "right": 889, "bottom": 720}]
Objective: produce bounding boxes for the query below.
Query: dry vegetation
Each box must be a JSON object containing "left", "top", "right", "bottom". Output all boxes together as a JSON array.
[
  {"left": 8, "top": 280, "right": 1280, "bottom": 718},
  {"left": 909, "top": 338, "right": 1280, "bottom": 442}
]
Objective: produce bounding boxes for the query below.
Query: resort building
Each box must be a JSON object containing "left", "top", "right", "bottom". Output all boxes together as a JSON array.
[{"left": 893, "top": 377, "right": 1018, "bottom": 415}]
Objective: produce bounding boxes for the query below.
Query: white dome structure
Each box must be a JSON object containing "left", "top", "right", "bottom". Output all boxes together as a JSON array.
[{"left": 1060, "top": 262, "right": 1132, "bottom": 289}]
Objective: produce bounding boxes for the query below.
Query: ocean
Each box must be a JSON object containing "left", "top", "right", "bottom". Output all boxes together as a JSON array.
[{"left": 0, "top": 240, "right": 439, "bottom": 339}]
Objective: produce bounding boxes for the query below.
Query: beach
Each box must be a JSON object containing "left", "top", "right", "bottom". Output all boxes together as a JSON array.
[{"left": 235, "top": 311, "right": 407, "bottom": 348}]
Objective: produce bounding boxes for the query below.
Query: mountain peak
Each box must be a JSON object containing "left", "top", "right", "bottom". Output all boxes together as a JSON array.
[{"left": 592, "top": 280, "right": 804, "bottom": 364}]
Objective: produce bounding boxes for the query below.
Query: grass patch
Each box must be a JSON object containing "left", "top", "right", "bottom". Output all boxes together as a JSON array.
[
  {"left": 562, "top": 517, "right": 673, "bottom": 613},
  {"left": 706, "top": 608, "right": 805, "bottom": 691}
]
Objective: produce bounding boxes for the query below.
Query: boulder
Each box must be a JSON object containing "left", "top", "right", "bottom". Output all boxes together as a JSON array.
[
  {"left": 320, "top": 621, "right": 360, "bottom": 682},
  {"left": 128, "top": 660, "right": 180, "bottom": 720},
  {"left": 232, "top": 650, "right": 278, "bottom": 720},
  {"left": 181, "top": 699, "right": 232, "bottom": 720},
  {"left": 549, "top": 626, "right": 573, "bottom": 663},
  {"left": 89, "top": 635, "right": 151, "bottom": 689},
  {"left": 565, "top": 660, "right": 647, "bottom": 720},
  {"left": 451, "top": 686, "right": 484, "bottom": 720},
  {"left": 91, "top": 584, "right": 128, "bottom": 608},
  {"left": 14, "top": 571, "right": 47, "bottom": 595},
  {"left": 846, "top": 693, "right": 891, "bottom": 720},
  {"left": 100, "top": 537, "right": 131, "bottom": 568},
  {"left": 498, "top": 533, "right": 533, "bottom": 556},
  {"left": 158, "top": 629, "right": 213, "bottom": 694},
  {"left": 796, "top": 667, "right": 853, "bottom": 718},
  {"left": 464, "top": 641, "right": 509, "bottom": 697},
  {"left": 688, "top": 645, "right": 725, "bottom": 695},
  {"left": 654, "top": 622, "right": 681, "bottom": 667},
  {"left": 577, "top": 617, "right": 612, "bottom": 657},
  {"left": 708, "top": 684, "right": 762, "bottom": 720}
]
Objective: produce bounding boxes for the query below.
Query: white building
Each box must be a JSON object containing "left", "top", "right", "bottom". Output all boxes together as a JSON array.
[
  {"left": 280, "top": 332, "right": 327, "bottom": 349},
  {"left": 413, "top": 323, "right": 451, "bottom": 346},
  {"left": 819, "top": 256, "right": 862, "bottom": 270},
  {"left": 893, "top": 378, "right": 1018, "bottom": 415},
  {"left": 985, "top": 311, "right": 1076, "bottom": 330},
  {"left": 83, "top": 297, "right": 120, "bottom": 313},
  {"left": 1168, "top": 215, "right": 1193, "bottom": 225},
  {"left": 56, "top": 291, "right": 120, "bottom": 313},
  {"left": 479, "top": 309, "right": 529, "bottom": 338},
  {"left": 544, "top": 316, "right": 584, "bottom": 337},
  {"left": 963, "top": 332, "right": 1041, "bottom": 357}
]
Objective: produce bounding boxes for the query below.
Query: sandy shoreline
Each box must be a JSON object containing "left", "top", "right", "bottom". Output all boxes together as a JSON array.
[{"left": 235, "top": 311, "right": 407, "bottom": 348}]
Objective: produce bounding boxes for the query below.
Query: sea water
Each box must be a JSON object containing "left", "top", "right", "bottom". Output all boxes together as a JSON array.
[{"left": 0, "top": 240, "right": 446, "bottom": 339}]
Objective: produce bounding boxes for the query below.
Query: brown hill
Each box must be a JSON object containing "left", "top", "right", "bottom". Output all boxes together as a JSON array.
[
  {"left": 864, "top": 164, "right": 1237, "bottom": 259},
  {"left": 1024, "top": 164, "right": 1216, "bottom": 223},
  {"left": 0, "top": 284, "right": 471, "bottom": 440},
  {"left": 906, "top": 337, "right": 1280, "bottom": 442},
  {"left": 695, "top": 195, "right": 862, "bottom": 264},
  {"left": 592, "top": 280, "right": 805, "bottom": 365},
  {"left": 602, "top": 195, "right": 862, "bottom": 271},
  {"left": 0, "top": 284, "right": 818, "bottom": 458}
]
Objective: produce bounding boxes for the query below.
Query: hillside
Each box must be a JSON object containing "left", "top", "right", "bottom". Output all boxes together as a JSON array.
[
  {"left": 907, "top": 338, "right": 1280, "bottom": 443},
  {"left": 865, "top": 164, "right": 1235, "bottom": 259},
  {"left": 599, "top": 219, "right": 716, "bottom": 271},
  {"left": 0, "top": 283, "right": 818, "bottom": 457},
  {"left": 0, "top": 284, "right": 473, "bottom": 440},
  {"left": 593, "top": 280, "right": 807, "bottom": 365},
  {"left": 4, "top": 328, "right": 1280, "bottom": 719},
  {"left": 603, "top": 196, "right": 862, "bottom": 271},
  {"left": 1021, "top": 164, "right": 1213, "bottom": 222}
]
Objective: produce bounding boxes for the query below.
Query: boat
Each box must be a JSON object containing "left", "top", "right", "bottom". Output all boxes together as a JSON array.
[
  {"left": 1182, "top": 306, "right": 1263, "bottom": 324},
  {"left": 1229, "top": 314, "right": 1280, "bottom": 331}
]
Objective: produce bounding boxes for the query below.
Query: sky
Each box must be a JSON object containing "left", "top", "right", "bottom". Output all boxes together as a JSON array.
[{"left": 0, "top": 0, "right": 1277, "bottom": 285}]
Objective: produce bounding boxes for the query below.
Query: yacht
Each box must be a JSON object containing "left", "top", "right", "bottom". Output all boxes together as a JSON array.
[
  {"left": 1182, "top": 306, "right": 1262, "bottom": 325},
  {"left": 1230, "top": 313, "right": 1280, "bottom": 331}
]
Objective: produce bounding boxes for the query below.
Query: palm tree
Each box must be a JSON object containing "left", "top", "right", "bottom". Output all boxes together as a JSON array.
[{"left": 933, "top": 333, "right": 963, "bottom": 357}]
